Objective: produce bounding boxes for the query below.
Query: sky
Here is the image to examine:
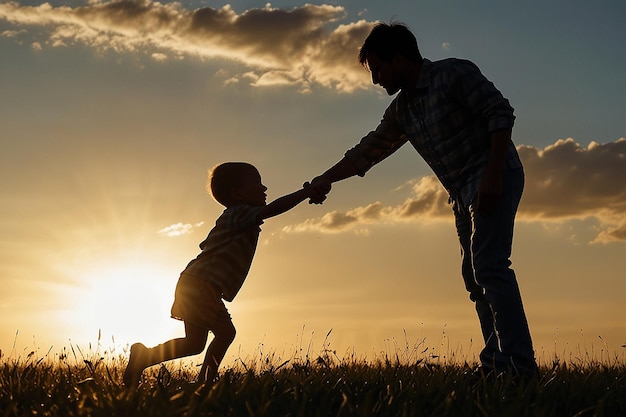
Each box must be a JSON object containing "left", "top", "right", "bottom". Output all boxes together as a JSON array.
[{"left": 1, "top": 0, "right": 625, "bottom": 368}]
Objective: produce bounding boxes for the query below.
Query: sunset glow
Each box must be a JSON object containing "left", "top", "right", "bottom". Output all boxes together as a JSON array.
[{"left": 1, "top": 1, "right": 624, "bottom": 366}]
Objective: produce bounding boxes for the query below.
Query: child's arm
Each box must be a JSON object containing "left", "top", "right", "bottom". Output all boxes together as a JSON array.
[{"left": 258, "top": 182, "right": 312, "bottom": 220}]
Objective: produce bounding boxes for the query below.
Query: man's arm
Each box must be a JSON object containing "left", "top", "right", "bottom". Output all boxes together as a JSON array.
[
  {"left": 308, "top": 157, "right": 360, "bottom": 204},
  {"left": 258, "top": 185, "right": 311, "bottom": 220},
  {"left": 308, "top": 105, "right": 408, "bottom": 204},
  {"left": 476, "top": 128, "right": 512, "bottom": 216},
  {"left": 449, "top": 61, "right": 515, "bottom": 215}
]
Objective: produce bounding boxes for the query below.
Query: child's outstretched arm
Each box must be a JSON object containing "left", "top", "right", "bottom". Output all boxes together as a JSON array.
[{"left": 258, "top": 182, "right": 313, "bottom": 220}]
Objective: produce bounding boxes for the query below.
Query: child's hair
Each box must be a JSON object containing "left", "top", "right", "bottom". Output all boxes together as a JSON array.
[{"left": 208, "top": 162, "right": 258, "bottom": 206}]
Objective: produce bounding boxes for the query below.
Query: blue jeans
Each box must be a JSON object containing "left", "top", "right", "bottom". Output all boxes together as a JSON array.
[{"left": 453, "top": 167, "right": 536, "bottom": 375}]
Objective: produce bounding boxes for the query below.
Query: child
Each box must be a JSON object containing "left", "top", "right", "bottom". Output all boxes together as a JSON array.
[{"left": 123, "top": 162, "right": 314, "bottom": 386}]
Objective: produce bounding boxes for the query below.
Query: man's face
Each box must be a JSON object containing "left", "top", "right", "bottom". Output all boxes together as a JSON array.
[{"left": 366, "top": 52, "right": 401, "bottom": 95}]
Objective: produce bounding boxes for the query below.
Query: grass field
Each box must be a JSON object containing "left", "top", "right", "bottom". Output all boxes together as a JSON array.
[{"left": 1, "top": 337, "right": 625, "bottom": 417}]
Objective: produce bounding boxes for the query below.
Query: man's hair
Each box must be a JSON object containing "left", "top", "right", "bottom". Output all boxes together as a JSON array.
[
  {"left": 208, "top": 162, "right": 258, "bottom": 207},
  {"left": 358, "top": 22, "right": 422, "bottom": 67}
]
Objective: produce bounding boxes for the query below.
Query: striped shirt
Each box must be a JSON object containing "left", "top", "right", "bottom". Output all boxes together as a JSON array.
[
  {"left": 182, "top": 205, "right": 263, "bottom": 302},
  {"left": 345, "top": 58, "right": 522, "bottom": 207}
]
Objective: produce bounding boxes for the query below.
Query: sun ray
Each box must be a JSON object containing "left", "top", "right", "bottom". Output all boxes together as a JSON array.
[{"left": 62, "top": 255, "right": 183, "bottom": 349}]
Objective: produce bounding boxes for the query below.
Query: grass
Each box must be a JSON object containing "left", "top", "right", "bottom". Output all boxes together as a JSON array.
[{"left": 1, "top": 335, "right": 625, "bottom": 417}]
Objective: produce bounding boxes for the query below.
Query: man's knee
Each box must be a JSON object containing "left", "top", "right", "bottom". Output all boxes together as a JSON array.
[{"left": 473, "top": 259, "right": 515, "bottom": 289}]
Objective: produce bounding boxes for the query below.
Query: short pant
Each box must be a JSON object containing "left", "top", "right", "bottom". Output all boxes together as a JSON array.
[{"left": 170, "top": 273, "right": 231, "bottom": 330}]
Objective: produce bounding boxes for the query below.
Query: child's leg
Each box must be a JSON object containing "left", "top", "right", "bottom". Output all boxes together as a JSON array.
[
  {"left": 124, "top": 322, "right": 208, "bottom": 386},
  {"left": 123, "top": 342, "right": 151, "bottom": 386},
  {"left": 198, "top": 319, "right": 236, "bottom": 382},
  {"left": 149, "top": 321, "right": 209, "bottom": 364}
]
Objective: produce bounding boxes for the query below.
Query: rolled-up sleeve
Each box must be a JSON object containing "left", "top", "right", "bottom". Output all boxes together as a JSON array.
[
  {"left": 344, "top": 102, "right": 408, "bottom": 177},
  {"left": 452, "top": 60, "right": 515, "bottom": 134}
]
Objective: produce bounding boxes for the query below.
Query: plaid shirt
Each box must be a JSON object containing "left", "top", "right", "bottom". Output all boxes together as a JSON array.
[
  {"left": 346, "top": 58, "right": 522, "bottom": 206},
  {"left": 182, "top": 205, "right": 263, "bottom": 302}
]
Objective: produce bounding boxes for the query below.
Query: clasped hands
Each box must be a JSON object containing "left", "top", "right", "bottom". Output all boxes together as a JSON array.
[{"left": 303, "top": 175, "right": 332, "bottom": 204}]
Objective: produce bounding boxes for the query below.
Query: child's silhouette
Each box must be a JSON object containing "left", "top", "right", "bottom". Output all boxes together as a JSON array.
[{"left": 124, "top": 162, "right": 313, "bottom": 386}]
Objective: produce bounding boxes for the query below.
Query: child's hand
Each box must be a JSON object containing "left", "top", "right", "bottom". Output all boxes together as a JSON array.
[
  {"left": 303, "top": 182, "right": 318, "bottom": 201},
  {"left": 304, "top": 177, "right": 331, "bottom": 204}
]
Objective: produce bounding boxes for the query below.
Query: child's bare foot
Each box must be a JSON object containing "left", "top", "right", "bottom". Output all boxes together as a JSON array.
[{"left": 123, "top": 343, "right": 149, "bottom": 387}]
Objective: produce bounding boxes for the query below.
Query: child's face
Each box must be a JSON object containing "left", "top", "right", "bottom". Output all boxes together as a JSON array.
[{"left": 234, "top": 169, "right": 267, "bottom": 206}]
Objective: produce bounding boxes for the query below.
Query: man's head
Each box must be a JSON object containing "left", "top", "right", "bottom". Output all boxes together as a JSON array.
[
  {"left": 209, "top": 162, "right": 267, "bottom": 207},
  {"left": 358, "top": 22, "right": 423, "bottom": 95}
]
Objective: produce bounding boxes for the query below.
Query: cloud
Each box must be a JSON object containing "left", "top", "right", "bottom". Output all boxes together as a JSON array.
[
  {"left": 593, "top": 224, "right": 626, "bottom": 244},
  {"left": 518, "top": 138, "right": 626, "bottom": 243},
  {"left": 283, "top": 176, "right": 451, "bottom": 234},
  {"left": 0, "top": 1, "right": 373, "bottom": 92},
  {"left": 158, "top": 221, "right": 204, "bottom": 237},
  {"left": 285, "top": 138, "right": 626, "bottom": 243},
  {"left": 517, "top": 138, "right": 626, "bottom": 220},
  {"left": 150, "top": 52, "right": 167, "bottom": 61},
  {"left": 1, "top": 28, "right": 27, "bottom": 37}
]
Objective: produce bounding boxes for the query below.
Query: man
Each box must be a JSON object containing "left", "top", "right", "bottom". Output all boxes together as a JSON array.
[{"left": 309, "top": 22, "right": 537, "bottom": 377}]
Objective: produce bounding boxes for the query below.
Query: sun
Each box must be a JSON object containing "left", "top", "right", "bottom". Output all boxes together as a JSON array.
[{"left": 74, "top": 257, "right": 183, "bottom": 348}]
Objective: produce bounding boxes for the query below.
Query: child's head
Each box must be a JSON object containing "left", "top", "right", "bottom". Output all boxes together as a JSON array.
[{"left": 209, "top": 162, "right": 267, "bottom": 207}]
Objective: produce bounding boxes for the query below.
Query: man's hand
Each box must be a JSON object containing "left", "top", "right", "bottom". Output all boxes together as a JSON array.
[
  {"left": 306, "top": 175, "right": 332, "bottom": 204},
  {"left": 476, "top": 172, "right": 503, "bottom": 216},
  {"left": 477, "top": 128, "right": 511, "bottom": 216}
]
